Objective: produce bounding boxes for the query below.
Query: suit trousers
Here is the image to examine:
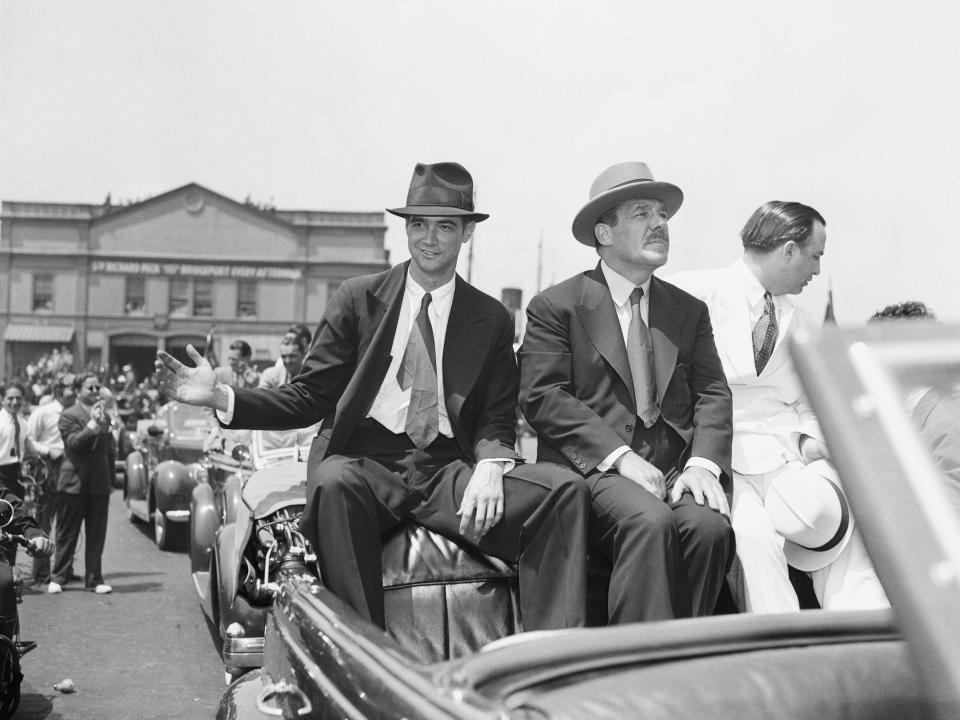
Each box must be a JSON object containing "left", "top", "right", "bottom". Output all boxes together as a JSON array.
[
  {"left": 52, "top": 493, "right": 109, "bottom": 587},
  {"left": 301, "top": 420, "right": 589, "bottom": 631},
  {"left": 587, "top": 417, "right": 735, "bottom": 623}
]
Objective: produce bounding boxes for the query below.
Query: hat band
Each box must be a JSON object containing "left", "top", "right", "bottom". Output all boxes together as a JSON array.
[
  {"left": 805, "top": 480, "right": 850, "bottom": 553},
  {"left": 407, "top": 185, "right": 472, "bottom": 211}
]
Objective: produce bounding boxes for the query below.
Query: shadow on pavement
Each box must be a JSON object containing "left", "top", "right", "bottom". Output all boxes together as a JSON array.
[{"left": 11, "top": 684, "right": 58, "bottom": 720}]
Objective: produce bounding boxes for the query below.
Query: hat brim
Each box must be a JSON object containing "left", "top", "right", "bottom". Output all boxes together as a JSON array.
[
  {"left": 571, "top": 181, "right": 683, "bottom": 246},
  {"left": 778, "top": 461, "right": 856, "bottom": 572},
  {"left": 387, "top": 206, "right": 488, "bottom": 222}
]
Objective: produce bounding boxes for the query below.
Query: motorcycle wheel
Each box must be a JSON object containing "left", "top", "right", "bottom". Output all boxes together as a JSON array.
[{"left": 0, "top": 635, "right": 22, "bottom": 719}]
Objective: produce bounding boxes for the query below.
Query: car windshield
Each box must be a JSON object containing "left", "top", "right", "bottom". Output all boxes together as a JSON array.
[
  {"left": 168, "top": 402, "right": 213, "bottom": 438},
  {"left": 792, "top": 321, "right": 960, "bottom": 706}
]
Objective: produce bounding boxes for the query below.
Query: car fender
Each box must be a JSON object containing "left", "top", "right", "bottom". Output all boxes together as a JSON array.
[
  {"left": 190, "top": 483, "right": 220, "bottom": 574},
  {"left": 124, "top": 450, "right": 147, "bottom": 501},
  {"left": 216, "top": 522, "right": 242, "bottom": 625},
  {"left": 154, "top": 459, "right": 197, "bottom": 513},
  {"left": 222, "top": 474, "right": 243, "bottom": 526},
  {"left": 216, "top": 669, "right": 268, "bottom": 720}
]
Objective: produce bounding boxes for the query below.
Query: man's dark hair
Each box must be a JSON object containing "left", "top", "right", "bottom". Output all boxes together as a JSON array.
[
  {"left": 285, "top": 324, "right": 312, "bottom": 347},
  {"left": 280, "top": 335, "right": 308, "bottom": 356},
  {"left": 229, "top": 340, "right": 253, "bottom": 359},
  {"left": 869, "top": 301, "right": 937, "bottom": 323},
  {"left": 741, "top": 201, "right": 826, "bottom": 252},
  {"left": 1, "top": 382, "right": 25, "bottom": 398}
]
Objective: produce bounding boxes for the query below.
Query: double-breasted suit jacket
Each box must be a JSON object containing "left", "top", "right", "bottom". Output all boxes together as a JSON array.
[
  {"left": 58, "top": 403, "right": 115, "bottom": 496},
  {"left": 519, "top": 264, "right": 732, "bottom": 486},
  {"left": 667, "top": 259, "right": 821, "bottom": 475},
  {"left": 225, "top": 261, "right": 522, "bottom": 472}
]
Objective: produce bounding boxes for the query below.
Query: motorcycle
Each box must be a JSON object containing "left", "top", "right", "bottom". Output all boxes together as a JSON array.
[{"left": 0, "top": 498, "right": 43, "bottom": 719}]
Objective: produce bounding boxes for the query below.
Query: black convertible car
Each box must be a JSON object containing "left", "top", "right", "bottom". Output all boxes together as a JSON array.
[{"left": 217, "top": 323, "right": 960, "bottom": 719}]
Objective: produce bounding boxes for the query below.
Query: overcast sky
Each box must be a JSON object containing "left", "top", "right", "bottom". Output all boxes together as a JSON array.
[{"left": 2, "top": 1, "right": 959, "bottom": 325}]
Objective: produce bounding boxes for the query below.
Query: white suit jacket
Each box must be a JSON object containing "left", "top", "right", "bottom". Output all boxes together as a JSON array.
[{"left": 666, "top": 259, "right": 822, "bottom": 475}]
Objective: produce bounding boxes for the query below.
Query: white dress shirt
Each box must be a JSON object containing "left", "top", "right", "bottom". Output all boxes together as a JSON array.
[
  {"left": 0, "top": 407, "right": 26, "bottom": 467},
  {"left": 26, "top": 400, "right": 65, "bottom": 457}
]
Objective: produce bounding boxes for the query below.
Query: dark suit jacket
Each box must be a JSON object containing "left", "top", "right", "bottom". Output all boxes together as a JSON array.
[
  {"left": 518, "top": 264, "right": 733, "bottom": 487},
  {"left": 226, "top": 262, "right": 523, "bottom": 467},
  {"left": 58, "top": 403, "right": 116, "bottom": 496}
]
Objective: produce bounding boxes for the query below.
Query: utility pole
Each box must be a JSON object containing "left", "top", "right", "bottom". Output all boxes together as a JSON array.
[
  {"left": 537, "top": 228, "right": 543, "bottom": 292},
  {"left": 466, "top": 184, "right": 477, "bottom": 284}
]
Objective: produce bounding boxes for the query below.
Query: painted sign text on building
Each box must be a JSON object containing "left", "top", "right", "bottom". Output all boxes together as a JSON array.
[{"left": 91, "top": 260, "right": 302, "bottom": 280}]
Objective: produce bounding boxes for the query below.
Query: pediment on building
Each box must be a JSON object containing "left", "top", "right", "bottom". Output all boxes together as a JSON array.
[{"left": 90, "top": 183, "right": 301, "bottom": 259}]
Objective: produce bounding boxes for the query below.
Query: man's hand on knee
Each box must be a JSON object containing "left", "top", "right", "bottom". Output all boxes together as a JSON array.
[
  {"left": 669, "top": 466, "right": 729, "bottom": 517},
  {"left": 457, "top": 461, "right": 505, "bottom": 539},
  {"left": 614, "top": 451, "right": 666, "bottom": 500}
]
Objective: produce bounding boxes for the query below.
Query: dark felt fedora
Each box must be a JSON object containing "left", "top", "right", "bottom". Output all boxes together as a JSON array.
[
  {"left": 387, "top": 162, "right": 488, "bottom": 222},
  {"left": 572, "top": 162, "right": 683, "bottom": 246}
]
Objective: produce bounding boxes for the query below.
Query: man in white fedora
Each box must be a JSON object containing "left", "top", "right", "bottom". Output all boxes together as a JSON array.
[
  {"left": 519, "top": 162, "right": 736, "bottom": 623},
  {"left": 668, "top": 201, "right": 885, "bottom": 612}
]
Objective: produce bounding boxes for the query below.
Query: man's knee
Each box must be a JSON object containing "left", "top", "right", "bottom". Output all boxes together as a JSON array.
[
  {"left": 312, "top": 456, "right": 365, "bottom": 501},
  {"left": 616, "top": 500, "right": 677, "bottom": 546}
]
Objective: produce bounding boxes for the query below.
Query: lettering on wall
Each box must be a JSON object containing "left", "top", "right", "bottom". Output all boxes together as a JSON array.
[{"left": 90, "top": 260, "right": 302, "bottom": 280}]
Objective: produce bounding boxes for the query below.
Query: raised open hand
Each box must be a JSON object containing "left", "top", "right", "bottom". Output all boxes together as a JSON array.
[{"left": 155, "top": 344, "right": 220, "bottom": 409}]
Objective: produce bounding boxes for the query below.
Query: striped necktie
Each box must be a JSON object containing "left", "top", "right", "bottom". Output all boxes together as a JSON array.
[
  {"left": 397, "top": 293, "right": 439, "bottom": 449},
  {"left": 752, "top": 291, "right": 778, "bottom": 375}
]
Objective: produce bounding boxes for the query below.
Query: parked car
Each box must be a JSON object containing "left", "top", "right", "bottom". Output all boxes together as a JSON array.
[
  {"left": 190, "top": 430, "right": 315, "bottom": 683},
  {"left": 216, "top": 323, "right": 960, "bottom": 719},
  {"left": 123, "top": 401, "right": 212, "bottom": 550}
]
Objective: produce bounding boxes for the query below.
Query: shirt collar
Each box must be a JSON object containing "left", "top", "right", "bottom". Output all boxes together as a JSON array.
[
  {"left": 600, "top": 260, "right": 651, "bottom": 307},
  {"left": 405, "top": 272, "right": 456, "bottom": 309}
]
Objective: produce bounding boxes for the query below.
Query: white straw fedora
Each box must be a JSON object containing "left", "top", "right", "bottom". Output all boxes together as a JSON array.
[
  {"left": 571, "top": 162, "right": 683, "bottom": 246},
  {"left": 765, "top": 460, "right": 854, "bottom": 572}
]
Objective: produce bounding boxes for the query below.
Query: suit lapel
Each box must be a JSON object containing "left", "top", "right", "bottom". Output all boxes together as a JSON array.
[
  {"left": 711, "top": 264, "right": 758, "bottom": 380},
  {"left": 648, "top": 277, "right": 681, "bottom": 403},
  {"left": 575, "top": 265, "right": 635, "bottom": 406},
  {"left": 338, "top": 263, "right": 407, "bottom": 419},
  {"left": 443, "top": 276, "right": 491, "bottom": 415}
]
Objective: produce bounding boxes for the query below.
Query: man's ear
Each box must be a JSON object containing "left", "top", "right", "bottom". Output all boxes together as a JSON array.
[
  {"left": 594, "top": 223, "right": 611, "bottom": 247},
  {"left": 782, "top": 240, "right": 798, "bottom": 261},
  {"left": 462, "top": 220, "right": 476, "bottom": 244}
]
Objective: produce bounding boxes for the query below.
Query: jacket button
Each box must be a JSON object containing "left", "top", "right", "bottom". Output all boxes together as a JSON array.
[{"left": 626, "top": 424, "right": 633, "bottom": 432}]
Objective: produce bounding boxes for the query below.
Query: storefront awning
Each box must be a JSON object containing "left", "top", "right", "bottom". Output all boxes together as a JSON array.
[{"left": 3, "top": 324, "right": 75, "bottom": 343}]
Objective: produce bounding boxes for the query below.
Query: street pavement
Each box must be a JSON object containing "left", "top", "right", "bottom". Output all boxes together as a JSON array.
[{"left": 13, "top": 488, "right": 226, "bottom": 719}]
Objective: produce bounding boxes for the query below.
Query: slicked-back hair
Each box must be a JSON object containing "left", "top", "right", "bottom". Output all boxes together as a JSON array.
[
  {"left": 869, "top": 301, "right": 937, "bottom": 323},
  {"left": 741, "top": 201, "right": 826, "bottom": 252}
]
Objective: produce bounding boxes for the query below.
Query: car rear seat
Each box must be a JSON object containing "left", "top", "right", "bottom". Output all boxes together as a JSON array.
[{"left": 381, "top": 522, "right": 612, "bottom": 663}]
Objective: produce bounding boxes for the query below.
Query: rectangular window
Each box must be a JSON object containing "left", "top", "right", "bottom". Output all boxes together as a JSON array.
[
  {"left": 125, "top": 276, "right": 146, "bottom": 315},
  {"left": 237, "top": 280, "right": 257, "bottom": 318},
  {"left": 193, "top": 279, "right": 213, "bottom": 317},
  {"left": 169, "top": 279, "right": 190, "bottom": 317},
  {"left": 33, "top": 274, "right": 53, "bottom": 311}
]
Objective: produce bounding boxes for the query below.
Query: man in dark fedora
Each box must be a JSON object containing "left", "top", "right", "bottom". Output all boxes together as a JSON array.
[
  {"left": 519, "top": 162, "right": 735, "bottom": 623},
  {"left": 155, "top": 161, "right": 589, "bottom": 632}
]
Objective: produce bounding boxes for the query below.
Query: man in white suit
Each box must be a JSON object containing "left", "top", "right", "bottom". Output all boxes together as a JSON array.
[{"left": 669, "top": 201, "right": 885, "bottom": 613}]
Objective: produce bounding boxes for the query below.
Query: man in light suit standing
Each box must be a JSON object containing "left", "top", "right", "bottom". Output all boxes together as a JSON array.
[
  {"left": 669, "top": 201, "right": 884, "bottom": 612},
  {"left": 519, "top": 162, "right": 735, "bottom": 623}
]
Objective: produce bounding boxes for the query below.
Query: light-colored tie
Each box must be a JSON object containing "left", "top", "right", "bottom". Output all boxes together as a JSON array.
[
  {"left": 628, "top": 287, "right": 659, "bottom": 428},
  {"left": 752, "top": 291, "right": 778, "bottom": 376},
  {"left": 397, "top": 293, "right": 439, "bottom": 449}
]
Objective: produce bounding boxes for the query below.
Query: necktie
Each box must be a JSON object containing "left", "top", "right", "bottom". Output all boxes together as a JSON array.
[
  {"left": 397, "top": 293, "right": 439, "bottom": 449},
  {"left": 627, "top": 287, "right": 659, "bottom": 428},
  {"left": 752, "top": 291, "right": 778, "bottom": 375},
  {"left": 11, "top": 413, "right": 20, "bottom": 460}
]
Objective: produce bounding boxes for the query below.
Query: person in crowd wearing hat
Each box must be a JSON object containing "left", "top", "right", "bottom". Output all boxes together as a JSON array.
[
  {"left": 25, "top": 374, "right": 76, "bottom": 587},
  {"left": 668, "top": 200, "right": 886, "bottom": 612},
  {"left": 518, "top": 162, "right": 735, "bottom": 623},
  {"left": 155, "top": 161, "right": 590, "bottom": 632},
  {"left": 49, "top": 373, "right": 115, "bottom": 594}
]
